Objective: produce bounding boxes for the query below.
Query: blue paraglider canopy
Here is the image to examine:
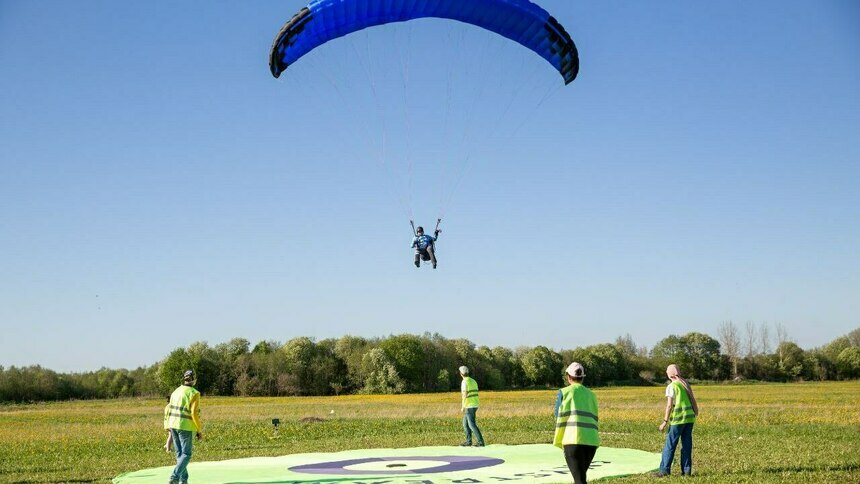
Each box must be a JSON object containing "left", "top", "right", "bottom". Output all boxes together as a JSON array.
[{"left": 269, "top": 0, "right": 578, "bottom": 84}]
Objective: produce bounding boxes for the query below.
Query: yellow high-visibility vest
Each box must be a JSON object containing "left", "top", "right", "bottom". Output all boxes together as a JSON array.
[
  {"left": 463, "top": 377, "right": 479, "bottom": 408},
  {"left": 165, "top": 385, "right": 200, "bottom": 432},
  {"left": 669, "top": 381, "right": 696, "bottom": 426},
  {"left": 554, "top": 383, "right": 600, "bottom": 448}
]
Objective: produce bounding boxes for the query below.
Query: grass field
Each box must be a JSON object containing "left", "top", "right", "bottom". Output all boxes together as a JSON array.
[{"left": 0, "top": 382, "right": 858, "bottom": 483}]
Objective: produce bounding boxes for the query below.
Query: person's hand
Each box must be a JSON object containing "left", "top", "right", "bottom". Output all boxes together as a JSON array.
[
  {"left": 659, "top": 421, "right": 667, "bottom": 432},
  {"left": 461, "top": 407, "right": 466, "bottom": 414},
  {"left": 163, "top": 443, "right": 172, "bottom": 453},
  {"left": 196, "top": 432, "right": 203, "bottom": 441}
]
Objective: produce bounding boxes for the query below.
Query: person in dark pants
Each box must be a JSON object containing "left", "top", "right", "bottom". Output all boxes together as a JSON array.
[
  {"left": 655, "top": 364, "right": 698, "bottom": 477},
  {"left": 412, "top": 226, "right": 439, "bottom": 269},
  {"left": 554, "top": 362, "right": 599, "bottom": 484}
]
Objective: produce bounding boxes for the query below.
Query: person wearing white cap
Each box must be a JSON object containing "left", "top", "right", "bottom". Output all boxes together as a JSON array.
[
  {"left": 458, "top": 366, "right": 485, "bottom": 447},
  {"left": 553, "top": 362, "right": 599, "bottom": 484}
]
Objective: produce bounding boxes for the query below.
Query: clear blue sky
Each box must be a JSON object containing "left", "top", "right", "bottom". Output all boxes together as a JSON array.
[{"left": 1, "top": 1, "right": 858, "bottom": 372}]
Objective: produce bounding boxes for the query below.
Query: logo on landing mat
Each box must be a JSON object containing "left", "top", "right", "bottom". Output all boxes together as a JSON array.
[{"left": 289, "top": 455, "right": 505, "bottom": 475}]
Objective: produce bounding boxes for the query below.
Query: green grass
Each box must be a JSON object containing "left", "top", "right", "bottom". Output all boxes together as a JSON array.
[{"left": 1, "top": 382, "right": 858, "bottom": 483}]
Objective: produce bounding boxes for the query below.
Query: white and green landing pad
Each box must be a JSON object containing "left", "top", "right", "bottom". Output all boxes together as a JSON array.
[{"left": 114, "top": 444, "right": 659, "bottom": 483}]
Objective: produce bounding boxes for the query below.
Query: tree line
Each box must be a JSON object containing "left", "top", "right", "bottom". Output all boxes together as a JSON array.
[{"left": 1, "top": 325, "right": 858, "bottom": 403}]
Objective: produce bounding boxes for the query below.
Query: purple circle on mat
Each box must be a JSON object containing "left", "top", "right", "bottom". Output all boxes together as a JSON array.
[{"left": 289, "top": 455, "right": 505, "bottom": 475}]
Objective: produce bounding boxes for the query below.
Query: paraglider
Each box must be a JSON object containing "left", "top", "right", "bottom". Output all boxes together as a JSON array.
[
  {"left": 268, "top": 0, "right": 579, "bottom": 270},
  {"left": 411, "top": 220, "right": 441, "bottom": 269}
]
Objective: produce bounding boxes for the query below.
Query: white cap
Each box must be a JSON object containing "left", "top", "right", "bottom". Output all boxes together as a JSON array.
[
  {"left": 566, "top": 362, "right": 585, "bottom": 377},
  {"left": 459, "top": 366, "right": 469, "bottom": 375}
]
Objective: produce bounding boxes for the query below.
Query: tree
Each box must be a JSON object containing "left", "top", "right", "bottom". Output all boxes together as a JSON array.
[
  {"left": 334, "top": 335, "right": 372, "bottom": 391},
  {"left": 775, "top": 323, "right": 789, "bottom": 349},
  {"left": 282, "top": 337, "right": 317, "bottom": 395},
  {"left": 185, "top": 342, "right": 220, "bottom": 394},
  {"left": 157, "top": 348, "right": 192, "bottom": 395},
  {"left": 378, "top": 334, "right": 429, "bottom": 392},
  {"left": 252, "top": 340, "right": 279, "bottom": 355},
  {"left": 717, "top": 321, "right": 741, "bottom": 378},
  {"left": 759, "top": 323, "right": 771, "bottom": 354},
  {"left": 361, "top": 348, "right": 405, "bottom": 394},
  {"left": 489, "top": 346, "right": 524, "bottom": 388},
  {"left": 475, "top": 346, "right": 505, "bottom": 390},
  {"left": 212, "top": 338, "right": 250, "bottom": 395},
  {"left": 822, "top": 336, "right": 852, "bottom": 362},
  {"left": 836, "top": 347, "right": 860, "bottom": 379},
  {"left": 436, "top": 369, "right": 451, "bottom": 391},
  {"left": 651, "top": 332, "right": 723, "bottom": 380},
  {"left": 744, "top": 321, "right": 757, "bottom": 357},
  {"left": 310, "top": 339, "right": 348, "bottom": 395},
  {"left": 520, "top": 346, "right": 562, "bottom": 387},
  {"left": 847, "top": 328, "right": 860, "bottom": 347},
  {"left": 567, "top": 344, "right": 634, "bottom": 386},
  {"left": 614, "top": 334, "right": 641, "bottom": 357},
  {"left": 776, "top": 342, "right": 806, "bottom": 381}
]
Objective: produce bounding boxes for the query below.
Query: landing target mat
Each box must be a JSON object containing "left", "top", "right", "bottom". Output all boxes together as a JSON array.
[{"left": 114, "top": 444, "right": 659, "bottom": 483}]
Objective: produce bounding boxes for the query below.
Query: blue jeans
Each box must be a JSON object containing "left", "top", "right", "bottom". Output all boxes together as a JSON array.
[
  {"left": 660, "top": 423, "right": 693, "bottom": 475},
  {"left": 170, "top": 429, "right": 194, "bottom": 482},
  {"left": 463, "top": 407, "right": 484, "bottom": 445}
]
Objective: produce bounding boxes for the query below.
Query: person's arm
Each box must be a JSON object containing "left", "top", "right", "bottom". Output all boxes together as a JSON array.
[
  {"left": 411, "top": 237, "right": 418, "bottom": 248},
  {"left": 164, "top": 430, "right": 173, "bottom": 452},
  {"left": 659, "top": 397, "right": 673, "bottom": 431},
  {"left": 461, "top": 379, "right": 467, "bottom": 411},
  {"left": 189, "top": 393, "right": 203, "bottom": 438},
  {"left": 553, "top": 390, "right": 562, "bottom": 418}
]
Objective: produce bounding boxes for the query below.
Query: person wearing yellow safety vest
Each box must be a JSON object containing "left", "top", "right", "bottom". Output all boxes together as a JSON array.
[
  {"left": 655, "top": 364, "right": 698, "bottom": 477},
  {"left": 165, "top": 370, "right": 203, "bottom": 484},
  {"left": 553, "top": 362, "right": 599, "bottom": 484},
  {"left": 458, "top": 366, "right": 485, "bottom": 447}
]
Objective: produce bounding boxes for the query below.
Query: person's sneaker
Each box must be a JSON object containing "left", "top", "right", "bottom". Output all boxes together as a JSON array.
[
  {"left": 414, "top": 261, "right": 420, "bottom": 268},
  {"left": 476, "top": 443, "right": 485, "bottom": 447},
  {"left": 652, "top": 471, "right": 670, "bottom": 478},
  {"left": 432, "top": 263, "right": 437, "bottom": 269},
  {"left": 459, "top": 442, "right": 472, "bottom": 447}
]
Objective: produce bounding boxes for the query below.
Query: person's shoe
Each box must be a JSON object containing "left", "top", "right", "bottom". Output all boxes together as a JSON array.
[
  {"left": 476, "top": 442, "right": 485, "bottom": 447},
  {"left": 414, "top": 260, "right": 420, "bottom": 268},
  {"left": 652, "top": 471, "right": 670, "bottom": 478},
  {"left": 432, "top": 263, "right": 437, "bottom": 269},
  {"left": 459, "top": 442, "right": 472, "bottom": 447}
]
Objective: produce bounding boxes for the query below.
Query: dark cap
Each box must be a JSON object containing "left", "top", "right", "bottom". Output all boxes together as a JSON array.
[{"left": 183, "top": 369, "right": 195, "bottom": 382}]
